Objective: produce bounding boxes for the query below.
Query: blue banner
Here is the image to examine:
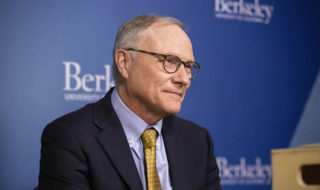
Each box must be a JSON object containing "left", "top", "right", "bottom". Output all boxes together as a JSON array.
[{"left": 1, "top": 0, "right": 319, "bottom": 189}]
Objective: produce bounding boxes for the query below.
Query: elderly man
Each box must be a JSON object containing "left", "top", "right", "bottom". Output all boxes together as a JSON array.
[{"left": 39, "top": 15, "right": 221, "bottom": 190}]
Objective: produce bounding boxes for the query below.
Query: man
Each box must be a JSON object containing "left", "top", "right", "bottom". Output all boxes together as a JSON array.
[{"left": 39, "top": 15, "right": 221, "bottom": 190}]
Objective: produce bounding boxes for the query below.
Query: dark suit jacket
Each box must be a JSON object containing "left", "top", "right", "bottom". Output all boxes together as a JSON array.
[{"left": 39, "top": 89, "right": 221, "bottom": 190}]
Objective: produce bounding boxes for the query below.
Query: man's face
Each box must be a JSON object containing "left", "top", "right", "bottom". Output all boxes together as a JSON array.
[{"left": 125, "top": 23, "right": 194, "bottom": 119}]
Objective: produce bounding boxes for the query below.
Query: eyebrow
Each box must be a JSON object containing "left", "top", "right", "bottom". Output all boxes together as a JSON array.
[{"left": 162, "top": 51, "right": 195, "bottom": 62}]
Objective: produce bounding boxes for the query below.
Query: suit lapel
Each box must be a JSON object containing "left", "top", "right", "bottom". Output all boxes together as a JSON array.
[
  {"left": 162, "top": 116, "right": 187, "bottom": 190},
  {"left": 94, "top": 90, "right": 143, "bottom": 190}
]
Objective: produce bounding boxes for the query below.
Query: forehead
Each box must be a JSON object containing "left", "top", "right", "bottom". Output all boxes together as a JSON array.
[{"left": 138, "top": 23, "right": 194, "bottom": 61}]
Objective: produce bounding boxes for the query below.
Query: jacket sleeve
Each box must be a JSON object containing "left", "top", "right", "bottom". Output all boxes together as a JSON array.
[{"left": 38, "top": 122, "right": 91, "bottom": 190}]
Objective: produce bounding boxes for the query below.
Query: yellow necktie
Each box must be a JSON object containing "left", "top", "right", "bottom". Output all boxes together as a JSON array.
[{"left": 141, "top": 129, "right": 162, "bottom": 190}]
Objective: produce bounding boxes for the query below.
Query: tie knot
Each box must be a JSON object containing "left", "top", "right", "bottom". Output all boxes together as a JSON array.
[{"left": 141, "top": 129, "right": 158, "bottom": 148}]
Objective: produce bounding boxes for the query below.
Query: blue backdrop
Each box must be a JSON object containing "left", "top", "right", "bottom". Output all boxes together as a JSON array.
[{"left": 1, "top": 0, "right": 320, "bottom": 189}]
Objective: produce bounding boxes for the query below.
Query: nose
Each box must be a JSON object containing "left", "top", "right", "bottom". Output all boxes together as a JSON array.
[{"left": 172, "top": 65, "right": 191, "bottom": 86}]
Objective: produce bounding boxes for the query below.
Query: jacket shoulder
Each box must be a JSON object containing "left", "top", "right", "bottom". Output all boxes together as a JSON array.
[
  {"left": 49, "top": 103, "right": 95, "bottom": 127},
  {"left": 41, "top": 103, "right": 97, "bottom": 143},
  {"left": 163, "top": 115, "right": 211, "bottom": 138}
]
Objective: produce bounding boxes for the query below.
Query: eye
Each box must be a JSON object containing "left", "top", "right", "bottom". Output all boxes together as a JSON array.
[{"left": 165, "top": 55, "right": 180, "bottom": 65}]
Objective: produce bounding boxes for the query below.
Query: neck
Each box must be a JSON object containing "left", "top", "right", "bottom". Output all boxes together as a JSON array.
[{"left": 116, "top": 85, "right": 163, "bottom": 125}]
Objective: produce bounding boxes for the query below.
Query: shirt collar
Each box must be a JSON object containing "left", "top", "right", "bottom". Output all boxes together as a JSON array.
[{"left": 111, "top": 88, "right": 163, "bottom": 145}]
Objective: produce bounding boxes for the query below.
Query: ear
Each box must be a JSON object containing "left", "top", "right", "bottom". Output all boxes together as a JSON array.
[{"left": 115, "top": 49, "right": 131, "bottom": 79}]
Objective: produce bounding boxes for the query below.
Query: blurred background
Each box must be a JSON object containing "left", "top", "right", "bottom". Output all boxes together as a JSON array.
[{"left": 1, "top": 0, "right": 319, "bottom": 189}]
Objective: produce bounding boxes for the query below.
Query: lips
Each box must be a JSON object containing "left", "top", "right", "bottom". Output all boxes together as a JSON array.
[{"left": 164, "top": 90, "right": 183, "bottom": 98}]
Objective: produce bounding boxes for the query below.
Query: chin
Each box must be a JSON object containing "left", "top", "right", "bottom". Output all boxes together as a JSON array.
[{"left": 163, "top": 105, "right": 181, "bottom": 115}]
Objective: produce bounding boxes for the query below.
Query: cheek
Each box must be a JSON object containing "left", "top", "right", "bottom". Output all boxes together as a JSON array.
[{"left": 132, "top": 70, "right": 162, "bottom": 99}]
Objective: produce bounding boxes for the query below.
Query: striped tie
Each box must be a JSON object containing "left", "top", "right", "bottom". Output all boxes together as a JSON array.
[{"left": 141, "top": 129, "right": 162, "bottom": 190}]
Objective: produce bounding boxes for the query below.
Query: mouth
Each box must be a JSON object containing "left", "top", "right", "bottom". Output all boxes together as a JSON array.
[{"left": 164, "top": 91, "right": 183, "bottom": 98}]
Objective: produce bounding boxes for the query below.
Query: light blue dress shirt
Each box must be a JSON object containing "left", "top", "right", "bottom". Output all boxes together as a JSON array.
[{"left": 111, "top": 89, "right": 172, "bottom": 190}]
